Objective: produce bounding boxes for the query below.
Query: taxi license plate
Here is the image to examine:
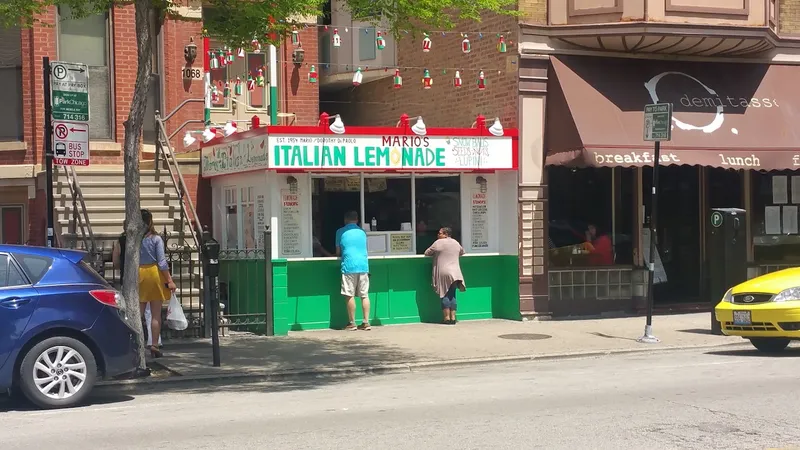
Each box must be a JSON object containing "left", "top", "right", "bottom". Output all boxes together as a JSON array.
[{"left": 733, "top": 310, "right": 752, "bottom": 326}]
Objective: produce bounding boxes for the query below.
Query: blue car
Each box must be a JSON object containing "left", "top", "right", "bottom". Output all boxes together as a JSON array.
[{"left": 0, "top": 244, "right": 138, "bottom": 409}]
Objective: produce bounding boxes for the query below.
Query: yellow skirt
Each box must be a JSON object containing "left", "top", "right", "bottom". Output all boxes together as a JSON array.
[{"left": 138, "top": 264, "right": 170, "bottom": 303}]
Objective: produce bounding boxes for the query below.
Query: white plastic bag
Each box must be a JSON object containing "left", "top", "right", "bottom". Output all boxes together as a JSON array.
[
  {"left": 166, "top": 294, "right": 188, "bottom": 331},
  {"left": 144, "top": 303, "right": 163, "bottom": 346}
]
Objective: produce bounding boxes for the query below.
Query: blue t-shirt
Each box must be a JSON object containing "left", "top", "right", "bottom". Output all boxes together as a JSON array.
[{"left": 335, "top": 223, "right": 369, "bottom": 274}]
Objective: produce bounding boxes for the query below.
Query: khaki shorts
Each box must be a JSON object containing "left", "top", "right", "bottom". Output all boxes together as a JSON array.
[{"left": 341, "top": 273, "right": 370, "bottom": 298}]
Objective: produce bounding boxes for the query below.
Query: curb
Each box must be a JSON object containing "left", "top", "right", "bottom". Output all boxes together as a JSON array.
[{"left": 97, "top": 340, "right": 751, "bottom": 393}]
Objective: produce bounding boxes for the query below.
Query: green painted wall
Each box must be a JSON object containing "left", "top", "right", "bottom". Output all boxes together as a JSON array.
[
  {"left": 273, "top": 255, "right": 520, "bottom": 334},
  {"left": 219, "top": 258, "right": 269, "bottom": 334}
]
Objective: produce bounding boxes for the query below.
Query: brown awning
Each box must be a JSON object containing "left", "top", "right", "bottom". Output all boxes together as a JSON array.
[{"left": 546, "top": 56, "right": 800, "bottom": 170}]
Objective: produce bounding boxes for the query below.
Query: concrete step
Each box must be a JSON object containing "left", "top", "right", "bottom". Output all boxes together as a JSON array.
[
  {"left": 54, "top": 192, "right": 181, "bottom": 208},
  {"left": 54, "top": 180, "right": 173, "bottom": 196},
  {"left": 58, "top": 216, "right": 186, "bottom": 235}
]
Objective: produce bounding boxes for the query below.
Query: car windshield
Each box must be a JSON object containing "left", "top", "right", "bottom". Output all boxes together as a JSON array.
[{"left": 78, "top": 258, "right": 110, "bottom": 286}]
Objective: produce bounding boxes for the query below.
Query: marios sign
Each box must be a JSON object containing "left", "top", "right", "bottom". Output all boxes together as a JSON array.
[
  {"left": 268, "top": 135, "right": 514, "bottom": 170},
  {"left": 202, "top": 136, "right": 269, "bottom": 177}
]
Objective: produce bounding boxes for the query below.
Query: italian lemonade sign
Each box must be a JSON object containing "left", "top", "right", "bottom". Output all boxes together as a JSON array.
[
  {"left": 268, "top": 135, "right": 513, "bottom": 170},
  {"left": 202, "top": 134, "right": 514, "bottom": 176}
]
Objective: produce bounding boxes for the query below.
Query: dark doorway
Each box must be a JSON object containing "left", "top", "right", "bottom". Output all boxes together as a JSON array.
[{"left": 643, "top": 165, "right": 701, "bottom": 303}]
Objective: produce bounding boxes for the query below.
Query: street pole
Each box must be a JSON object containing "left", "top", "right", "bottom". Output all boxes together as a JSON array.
[
  {"left": 203, "top": 37, "right": 211, "bottom": 126},
  {"left": 268, "top": 44, "right": 278, "bottom": 125},
  {"left": 43, "top": 56, "right": 55, "bottom": 248},
  {"left": 638, "top": 140, "right": 661, "bottom": 344}
]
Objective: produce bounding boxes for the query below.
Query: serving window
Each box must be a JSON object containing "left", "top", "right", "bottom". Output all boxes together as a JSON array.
[{"left": 309, "top": 173, "right": 463, "bottom": 257}]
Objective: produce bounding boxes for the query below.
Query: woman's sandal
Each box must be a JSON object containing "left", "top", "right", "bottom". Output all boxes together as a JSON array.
[{"left": 150, "top": 346, "right": 163, "bottom": 358}]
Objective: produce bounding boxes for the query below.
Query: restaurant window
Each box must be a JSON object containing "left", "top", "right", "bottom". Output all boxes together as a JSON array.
[
  {"left": 310, "top": 174, "right": 460, "bottom": 258},
  {"left": 547, "top": 167, "right": 634, "bottom": 267},
  {"left": 751, "top": 170, "right": 800, "bottom": 263},
  {"left": 224, "top": 187, "right": 238, "bottom": 250},
  {"left": 415, "top": 175, "right": 461, "bottom": 254},
  {"left": 0, "top": 25, "right": 22, "bottom": 141},
  {"left": 58, "top": 5, "right": 113, "bottom": 140},
  {"left": 241, "top": 187, "right": 256, "bottom": 249}
]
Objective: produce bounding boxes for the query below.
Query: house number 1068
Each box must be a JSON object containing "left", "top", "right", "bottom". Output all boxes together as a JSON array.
[{"left": 182, "top": 68, "right": 203, "bottom": 80}]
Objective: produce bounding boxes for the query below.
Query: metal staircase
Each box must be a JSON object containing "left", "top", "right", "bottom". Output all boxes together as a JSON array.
[{"left": 54, "top": 103, "right": 206, "bottom": 337}]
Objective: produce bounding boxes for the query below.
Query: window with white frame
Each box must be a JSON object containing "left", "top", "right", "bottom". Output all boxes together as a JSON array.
[
  {"left": 58, "top": 5, "right": 112, "bottom": 140},
  {"left": 246, "top": 53, "right": 267, "bottom": 109},
  {"left": 224, "top": 187, "right": 239, "bottom": 249},
  {"left": 310, "top": 173, "right": 461, "bottom": 257},
  {"left": 0, "top": 25, "right": 22, "bottom": 141},
  {"left": 241, "top": 186, "right": 256, "bottom": 249},
  {"left": 205, "top": 34, "right": 268, "bottom": 110}
]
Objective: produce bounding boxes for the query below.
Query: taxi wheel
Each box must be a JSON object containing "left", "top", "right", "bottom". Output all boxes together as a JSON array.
[{"left": 749, "top": 338, "right": 791, "bottom": 353}]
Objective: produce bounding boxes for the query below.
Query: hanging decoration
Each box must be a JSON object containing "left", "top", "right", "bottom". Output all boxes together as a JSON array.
[
  {"left": 477, "top": 71, "right": 486, "bottom": 91},
  {"left": 422, "top": 33, "right": 432, "bottom": 52},
  {"left": 251, "top": 38, "right": 261, "bottom": 53},
  {"left": 453, "top": 70, "right": 462, "bottom": 88},
  {"left": 308, "top": 65, "right": 318, "bottom": 83},
  {"left": 211, "top": 84, "right": 220, "bottom": 103},
  {"left": 376, "top": 31, "right": 386, "bottom": 50},
  {"left": 332, "top": 28, "right": 341, "bottom": 48},
  {"left": 234, "top": 77, "right": 243, "bottom": 96},
  {"left": 208, "top": 50, "right": 219, "bottom": 69},
  {"left": 461, "top": 35, "right": 471, "bottom": 54},
  {"left": 247, "top": 74, "right": 255, "bottom": 91},
  {"left": 256, "top": 68, "right": 265, "bottom": 86},
  {"left": 497, "top": 35, "right": 507, "bottom": 53},
  {"left": 353, "top": 67, "right": 363, "bottom": 86},
  {"left": 225, "top": 48, "right": 234, "bottom": 64},
  {"left": 237, "top": 47, "right": 245, "bottom": 58},
  {"left": 223, "top": 81, "right": 230, "bottom": 98},
  {"left": 291, "top": 26, "right": 300, "bottom": 46},
  {"left": 393, "top": 69, "right": 402, "bottom": 89},
  {"left": 422, "top": 69, "right": 432, "bottom": 89}
]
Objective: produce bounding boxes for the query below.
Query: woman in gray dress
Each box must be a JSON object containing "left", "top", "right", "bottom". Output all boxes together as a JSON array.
[{"left": 424, "top": 227, "right": 466, "bottom": 325}]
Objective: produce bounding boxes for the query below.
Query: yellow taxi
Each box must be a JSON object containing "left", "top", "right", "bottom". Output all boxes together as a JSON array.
[{"left": 715, "top": 267, "right": 800, "bottom": 353}]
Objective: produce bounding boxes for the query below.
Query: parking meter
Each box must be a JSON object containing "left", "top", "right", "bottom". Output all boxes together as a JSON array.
[
  {"left": 202, "top": 236, "right": 220, "bottom": 278},
  {"left": 201, "top": 233, "right": 221, "bottom": 366},
  {"left": 707, "top": 208, "right": 747, "bottom": 335}
]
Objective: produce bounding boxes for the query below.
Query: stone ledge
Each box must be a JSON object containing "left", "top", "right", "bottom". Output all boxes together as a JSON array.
[
  {"left": 0, "top": 141, "right": 27, "bottom": 152},
  {"left": 90, "top": 141, "right": 122, "bottom": 154}
]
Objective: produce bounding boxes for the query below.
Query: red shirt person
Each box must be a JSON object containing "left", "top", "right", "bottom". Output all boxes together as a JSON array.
[{"left": 585, "top": 224, "right": 614, "bottom": 266}]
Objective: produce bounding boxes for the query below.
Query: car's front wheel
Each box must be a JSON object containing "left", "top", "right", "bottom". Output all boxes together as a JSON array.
[
  {"left": 749, "top": 337, "right": 791, "bottom": 353},
  {"left": 19, "top": 336, "right": 97, "bottom": 409}
]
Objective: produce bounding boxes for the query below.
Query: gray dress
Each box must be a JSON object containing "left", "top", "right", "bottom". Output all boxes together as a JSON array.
[{"left": 424, "top": 237, "right": 466, "bottom": 298}]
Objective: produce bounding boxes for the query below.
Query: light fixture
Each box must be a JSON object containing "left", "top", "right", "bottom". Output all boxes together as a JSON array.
[
  {"left": 329, "top": 116, "right": 345, "bottom": 134},
  {"left": 202, "top": 127, "right": 217, "bottom": 143},
  {"left": 292, "top": 43, "right": 305, "bottom": 66},
  {"left": 223, "top": 121, "right": 237, "bottom": 137},
  {"left": 184, "top": 37, "right": 197, "bottom": 65},
  {"left": 476, "top": 176, "right": 487, "bottom": 193},
  {"left": 411, "top": 117, "right": 427, "bottom": 136},
  {"left": 183, "top": 131, "right": 197, "bottom": 148},
  {"left": 488, "top": 118, "right": 504, "bottom": 137}
]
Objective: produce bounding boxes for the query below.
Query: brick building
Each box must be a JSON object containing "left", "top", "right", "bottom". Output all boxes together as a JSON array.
[{"left": 0, "top": 5, "right": 319, "bottom": 248}]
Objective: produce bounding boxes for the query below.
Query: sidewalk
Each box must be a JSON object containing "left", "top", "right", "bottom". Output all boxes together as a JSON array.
[{"left": 108, "top": 312, "right": 750, "bottom": 386}]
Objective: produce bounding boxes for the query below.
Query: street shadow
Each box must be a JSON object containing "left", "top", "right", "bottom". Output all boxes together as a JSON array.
[
  {"left": 0, "top": 393, "right": 135, "bottom": 413},
  {"left": 114, "top": 334, "right": 420, "bottom": 396},
  {"left": 706, "top": 347, "right": 800, "bottom": 358},
  {"left": 678, "top": 328, "right": 715, "bottom": 335},
  {"left": 586, "top": 331, "right": 637, "bottom": 341}
]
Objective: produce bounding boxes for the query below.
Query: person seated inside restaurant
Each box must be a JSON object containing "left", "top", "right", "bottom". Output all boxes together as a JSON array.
[{"left": 584, "top": 224, "right": 613, "bottom": 266}]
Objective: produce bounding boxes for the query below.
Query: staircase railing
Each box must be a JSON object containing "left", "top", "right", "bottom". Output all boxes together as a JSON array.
[
  {"left": 60, "top": 165, "right": 103, "bottom": 274},
  {"left": 153, "top": 102, "right": 205, "bottom": 250}
]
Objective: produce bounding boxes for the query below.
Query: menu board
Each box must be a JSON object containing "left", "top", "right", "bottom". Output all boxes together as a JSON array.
[
  {"left": 280, "top": 190, "right": 302, "bottom": 256},
  {"left": 390, "top": 233, "right": 413, "bottom": 253},
  {"left": 471, "top": 189, "right": 489, "bottom": 249},
  {"left": 255, "top": 194, "right": 266, "bottom": 250}
]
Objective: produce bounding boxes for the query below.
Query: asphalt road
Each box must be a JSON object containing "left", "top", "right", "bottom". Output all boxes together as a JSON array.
[{"left": 2, "top": 345, "right": 800, "bottom": 450}]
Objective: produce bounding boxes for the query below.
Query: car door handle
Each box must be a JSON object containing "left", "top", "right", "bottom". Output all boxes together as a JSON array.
[{"left": 0, "top": 298, "right": 31, "bottom": 309}]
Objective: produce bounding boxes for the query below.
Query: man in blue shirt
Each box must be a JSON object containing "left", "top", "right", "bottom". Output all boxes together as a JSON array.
[{"left": 335, "top": 210, "right": 371, "bottom": 331}]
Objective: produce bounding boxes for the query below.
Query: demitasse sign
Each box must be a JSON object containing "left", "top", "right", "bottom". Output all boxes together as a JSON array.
[
  {"left": 202, "top": 136, "right": 269, "bottom": 177},
  {"left": 267, "top": 134, "right": 514, "bottom": 170}
]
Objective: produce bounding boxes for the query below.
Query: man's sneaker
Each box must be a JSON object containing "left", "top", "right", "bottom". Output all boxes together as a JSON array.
[
  {"left": 344, "top": 323, "right": 358, "bottom": 331},
  {"left": 358, "top": 322, "right": 371, "bottom": 331}
]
